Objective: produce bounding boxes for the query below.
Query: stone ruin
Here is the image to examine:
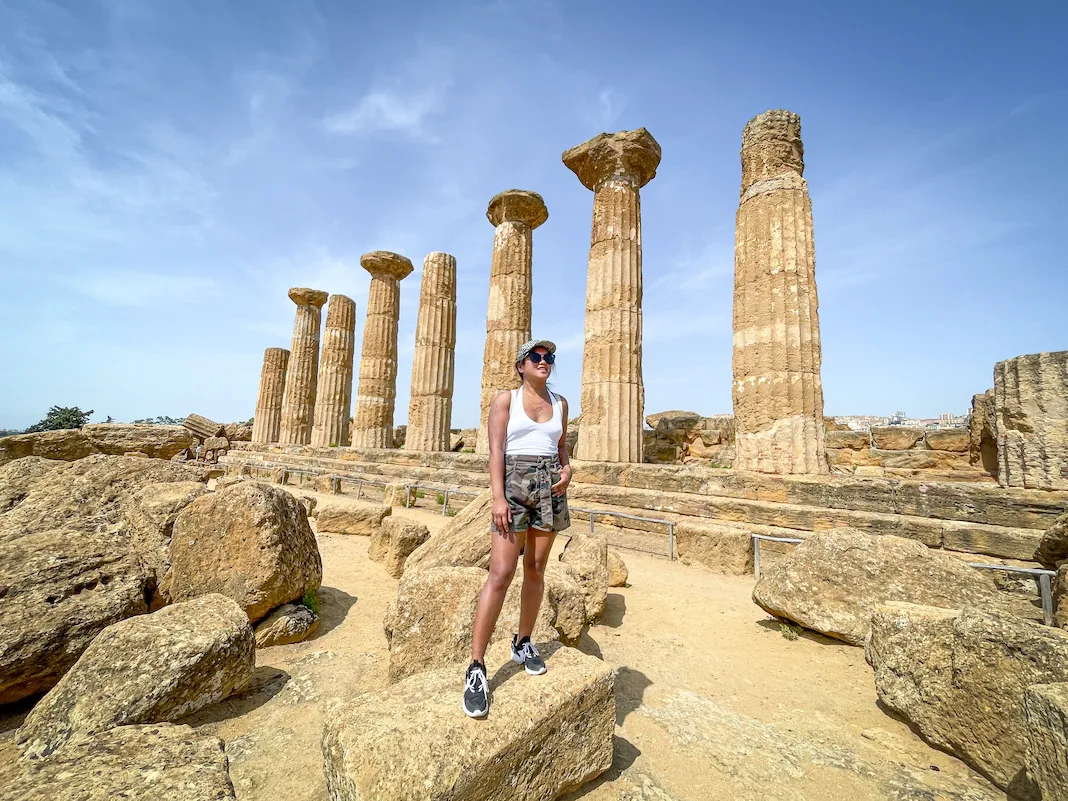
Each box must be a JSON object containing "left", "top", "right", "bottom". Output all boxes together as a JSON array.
[{"left": 2, "top": 110, "right": 1067, "bottom": 800}]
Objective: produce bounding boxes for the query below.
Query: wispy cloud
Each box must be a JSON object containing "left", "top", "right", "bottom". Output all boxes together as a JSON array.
[
  {"left": 67, "top": 271, "right": 218, "bottom": 307},
  {"left": 323, "top": 85, "right": 449, "bottom": 139}
]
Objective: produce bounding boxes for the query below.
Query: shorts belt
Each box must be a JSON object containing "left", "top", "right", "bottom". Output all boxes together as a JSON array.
[{"left": 507, "top": 455, "right": 557, "bottom": 525}]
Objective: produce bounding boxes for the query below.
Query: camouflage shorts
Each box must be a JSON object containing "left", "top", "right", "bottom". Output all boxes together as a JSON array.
[{"left": 490, "top": 455, "right": 571, "bottom": 534}]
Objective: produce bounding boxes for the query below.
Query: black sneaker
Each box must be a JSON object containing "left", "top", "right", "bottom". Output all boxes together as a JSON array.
[
  {"left": 510, "top": 635, "right": 546, "bottom": 675},
  {"left": 462, "top": 660, "right": 489, "bottom": 718}
]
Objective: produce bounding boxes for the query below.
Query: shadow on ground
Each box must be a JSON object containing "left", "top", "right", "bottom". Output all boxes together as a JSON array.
[
  {"left": 314, "top": 586, "right": 357, "bottom": 637},
  {"left": 179, "top": 665, "right": 290, "bottom": 726},
  {"left": 600, "top": 593, "right": 627, "bottom": 628},
  {"left": 755, "top": 616, "right": 843, "bottom": 646},
  {"left": 559, "top": 736, "right": 642, "bottom": 799}
]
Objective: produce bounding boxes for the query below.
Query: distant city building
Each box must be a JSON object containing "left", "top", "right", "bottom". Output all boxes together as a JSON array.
[{"left": 829, "top": 411, "right": 967, "bottom": 432}]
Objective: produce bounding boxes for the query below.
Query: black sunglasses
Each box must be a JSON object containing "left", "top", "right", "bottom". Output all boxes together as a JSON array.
[{"left": 527, "top": 352, "right": 555, "bottom": 365}]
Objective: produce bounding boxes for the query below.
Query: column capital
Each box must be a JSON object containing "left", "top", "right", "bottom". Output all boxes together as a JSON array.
[
  {"left": 360, "top": 251, "right": 414, "bottom": 281},
  {"left": 486, "top": 189, "right": 548, "bottom": 229},
  {"left": 741, "top": 109, "right": 804, "bottom": 190},
  {"left": 562, "top": 127, "right": 661, "bottom": 191},
  {"left": 288, "top": 287, "right": 329, "bottom": 308}
]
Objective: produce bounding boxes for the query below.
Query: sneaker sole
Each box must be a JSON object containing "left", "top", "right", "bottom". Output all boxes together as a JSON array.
[
  {"left": 511, "top": 650, "right": 547, "bottom": 675},
  {"left": 461, "top": 699, "right": 488, "bottom": 718}
]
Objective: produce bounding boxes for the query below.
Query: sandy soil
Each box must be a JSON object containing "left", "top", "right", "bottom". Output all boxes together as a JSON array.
[{"left": 1, "top": 489, "right": 1002, "bottom": 800}]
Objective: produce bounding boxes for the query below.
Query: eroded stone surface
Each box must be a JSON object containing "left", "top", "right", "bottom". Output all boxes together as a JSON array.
[
  {"left": 17, "top": 594, "right": 254, "bottom": 759},
  {"left": 559, "top": 529, "right": 609, "bottom": 620},
  {"left": 1024, "top": 682, "right": 1068, "bottom": 799},
  {"left": 995, "top": 351, "right": 1068, "bottom": 491},
  {"left": 369, "top": 516, "right": 430, "bottom": 577},
  {"left": 405, "top": 252, "right": 457, "bottom": 452},
  {"left": 315, "top": 501, "right": 391, "bottom": 536},
  {"left": 278, "top": 288, "right": 328, "bottom": 446},
  {"left": 311, "top": 295, "right": 357, "bottom": 448},
  {"left": 323, "top": 644, "right": 614, "bottom": 800},
  {"left": 253, "top": 602, "right": 319, "bottom": 648},
  {"left": 732, "top": 110, "right": 826, "bottom": 475},
  {"left": 253, "top": 348, "right": 290, "bottom": 444}
]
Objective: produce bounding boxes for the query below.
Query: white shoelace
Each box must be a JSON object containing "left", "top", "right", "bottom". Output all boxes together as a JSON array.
[
  {"left": 466, "top": 667, "right": 487, "bottom": 693},
  {"left": 519, "top": 641, "right": 539, "bottom": 659}
]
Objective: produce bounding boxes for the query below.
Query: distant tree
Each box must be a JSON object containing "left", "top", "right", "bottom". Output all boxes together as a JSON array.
[
  {"left": 24, "top": 406, "right": 94, "bottom": 433},
  {"left": 131, "top": 415, "right": 184, "bottom": 425}
]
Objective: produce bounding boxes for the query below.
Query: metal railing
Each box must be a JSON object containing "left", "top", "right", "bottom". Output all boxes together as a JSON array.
[
  {"left": 571, "top": 506, "right": 676, "bottom": 560},
  {"left": 751, "top": 534, "right": 1060, "bottom": 626},
  {"left": 401, "top": 484, "right": 482, "bottom": 515}
]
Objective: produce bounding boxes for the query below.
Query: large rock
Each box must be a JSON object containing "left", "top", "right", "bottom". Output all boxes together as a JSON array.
[
  {"left": 1055, "top": 566, "right": 1068, "bottom": 630},
  {"left": 924, "top": 428, "right": 970, "bottom": 452},
  {"left": 224, "top": 422, "right": 253, "bottom": 442},
  {"left": 1024, "top": 683, "right": 1068, "bottom": 800},
  {"left": 322, "top": 644, "right": 614, "bottom": 800},
  {"left": 122, "top": 481, "right": 208, "bottom": 596},
  {"left": 4, "top": 724, "right": 236, "bottom": 800},
  {"left": 403, "top": 491, "right": 493, "bottom": 574},
  {"left": 0, "top": 456, "right": 209, "bottom": 704},
  {"left": 162, "top": 482, "right": 322, "bottom": 622},
  {"left": 867, "top": 603, "right": 1068, "bottom": 794},
  {"left": 607, "top": 548, "right": 629, "bottom": 587},
  {"left": 17, "top": 594, "right": 254, "bottom": 759},
  {"left": 254, "top": 602, "right": 319, "bottom": 648},
  {"left": 995, "top": 351, "right": 1068, "bottom": 491},
  {"left": 559, "top": 530, "right": 609, "bottom": 620},
  {"left": 870, "top": 426, "right": 924, "bottom": 451},
  {"left": 753, "top": 528, "right": 1005, "bottom": 646},
  {"left": 383, "top": 564, "right": 586, "bottom": 684},
  {"left": 314, "top": 501, "right": 392, "bottom": 536},
  {"left": 83, "top": 423, "right": 195, "bottom": 460},
  {"left": 970, "top": 389, "right": 999, "bottom": 474},
  {"left": 369, "top": 516, "right": 430, "bottom": 578},
  {"left": 0, "top": 429, "right": 93, "bottom": 465},
  {"left": 1035, "top": 512, "right": 1068, "bottom": 568}
]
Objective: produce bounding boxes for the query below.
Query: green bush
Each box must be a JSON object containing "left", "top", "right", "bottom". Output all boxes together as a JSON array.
[
  {"left": 301, "top": 589, "right": 320, "bottom": 614},
  {"left": 24, "top": 406, "right": 94, "bottom": 432}
]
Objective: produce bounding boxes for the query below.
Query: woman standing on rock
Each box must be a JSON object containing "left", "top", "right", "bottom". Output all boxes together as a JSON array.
[{"left": 462, "top": 339, "right": 572, "bottom": 718}]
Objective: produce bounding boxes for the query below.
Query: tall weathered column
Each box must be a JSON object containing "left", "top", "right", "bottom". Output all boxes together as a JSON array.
[
  {"left": 251, "top": 347, "right": 290, "bottom": 444},
  {"left": 351, "top": 251, "right": 413, "bottom": 449},
  {"left": 278, "top": 287, "right": 329, "bottom": 446},
  {"left": 995, "top": 351, "right": 1067, "bottom": 490},
  {"left": 732, "top": 110, "right": 826, "bottom": 474},
  {"left": 310, "top": 294, "right": 357, "bottom": 448},
  {"left": 563, "top": 128, "right": 660, "bottom": 463},
  {"left": 475, "top": 190, "right": 548, "bottom": 455},
  {"left": 406, "top": 252, "right": 457, "bottom": 452}
]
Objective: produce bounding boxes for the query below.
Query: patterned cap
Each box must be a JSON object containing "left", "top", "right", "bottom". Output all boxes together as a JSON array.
[{"left": 515, "top": 339, "right": 557, "bottom": 365}]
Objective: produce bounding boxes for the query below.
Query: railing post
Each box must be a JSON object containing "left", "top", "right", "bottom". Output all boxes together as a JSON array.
[
  {"left": 442, "top": 489, "right": 450, "bottom": 516},
  {"left": 356, "top": 480, "right": 363, "bottom": 500},
  {"left": 753, "top": 537, "right": 761, "bottom": 581},
  {"left": 1041, "top": 573, "right": 1055, "bottom": 626},
  {"left": 668, "top": 522, "right": 675, "bottom": 561},
  {"left": 589, "top": 512, "right": 596, "bottom": 534}
]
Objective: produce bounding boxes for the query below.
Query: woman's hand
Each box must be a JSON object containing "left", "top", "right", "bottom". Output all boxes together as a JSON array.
[
  {"left": 551, "top": 464, "right": 572, "bottom": 497},
  {"left": 492, "top": 497, "right": 513, "bottom": 532}
]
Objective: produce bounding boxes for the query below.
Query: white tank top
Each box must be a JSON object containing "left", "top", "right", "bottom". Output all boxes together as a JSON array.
[{"left": 505, "top": 387, "right": 563, "bottom": 456}]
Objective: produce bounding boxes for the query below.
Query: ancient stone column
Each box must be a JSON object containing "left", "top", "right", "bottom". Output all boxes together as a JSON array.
[
  {"left": 475, "top": 190, "right": 548, "bottom": 455},
  {"left": 405, "top": 252, "right": 457, "bottom": 452},
  {"left": 994, "top": 351, "right": 1068, "bottom": 491},
  {"left": 563, "top": 128, "right": 661, "bottom": 463},
  {"left": 310, "top": 295, "right": 357, "bottom": 448},
  {"left": 351, "top": 251, "right": 413, "bottom": 449},
  {"left": 251, "top": 348, "right": 290, "bottom": 444},
  {"left": 731, "top": 110, "right": 826, "bottom": 474},
  {"left": 278, "top": 287, "right": 329, "bottom": 446}
]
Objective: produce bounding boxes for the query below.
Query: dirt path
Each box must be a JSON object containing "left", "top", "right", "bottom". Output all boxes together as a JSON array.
[{"left": 175, "top": 491, "right": 1000, "bottom": 800}]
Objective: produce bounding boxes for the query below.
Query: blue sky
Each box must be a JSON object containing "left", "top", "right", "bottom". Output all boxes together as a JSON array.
[{"left": 1, "top": 0, "right": 1065, "bottom": 430}]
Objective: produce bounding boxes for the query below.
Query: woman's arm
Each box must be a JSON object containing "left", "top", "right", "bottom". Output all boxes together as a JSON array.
[
  {"left": 487, "top": 390, "right": 512, "bottom": 530},
  {"left": 552, "top": 397, "right": 572, "bottom": 497}
]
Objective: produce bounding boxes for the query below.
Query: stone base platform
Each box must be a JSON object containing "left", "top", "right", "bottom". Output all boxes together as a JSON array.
[{"left": 222, "top": 444, "right": 1068, "bottom": 567}]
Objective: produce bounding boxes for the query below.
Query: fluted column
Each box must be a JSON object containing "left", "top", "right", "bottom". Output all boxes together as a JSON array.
[
  {"left": 251, "top": 348, "right": 289, "bottom": 444},
  {"left": 563, "top": 128, "right": 660, "bottom": 463},
  {"left": 995, "top": 351, "right": 1068, "bottom": 490},
  {"left": 406, "top": 252, "right": 457, "bottom": 452},
  {"left": 475, "top": 190, "right": 548, "bottom": 454},
  {"left": 351, "top": 251, "right": 413, "bottom": 449},
  {"left": 310, "top": 294, "right": 357, "bottom": 447},
  {"left": 732, "top": 109, "right": 826, "bottom": 474},
  {"left": 278, "top": 287, "right": 328, "bottom": 445}
]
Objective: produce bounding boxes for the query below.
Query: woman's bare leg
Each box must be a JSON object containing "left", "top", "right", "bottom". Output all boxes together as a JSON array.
[
  {"left": 471, "top": 528, "right": 525, "bottom": 663},
  {"left": 517, "top": 527, "right": 557, "bottom": 640}
]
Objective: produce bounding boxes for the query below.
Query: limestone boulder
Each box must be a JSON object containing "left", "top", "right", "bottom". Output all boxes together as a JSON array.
[
  {"left": 203, "top": 436, "right": 230, "bottom": 453},
  {"left": 83, "top": 423, "right": 196, "bottom": 460},
  {"left": 870, "top": 426, "right": 924, "bottom": 451},
  {"left": 4, "top": 724, "right": 236, "bottom": 801},
  {"left": 924, "top": 428, "right": 970, "bottom": 452},
  {"left": 866, "top": 602, "right": 1068, "bottom": 793},
  {"left": 753, "top": 528, "right": 1005, "bottom": 646},
  {"left": 402, "top": 491, "right": 493, "bottom": 574},
  {"left": 1054, "top": 565, "right": 1068, "bottom": 630},
  {"left": 383, "top": 563, "right": 586, "bottom": 684},
  {"left": 369, "top": 517, "right": 430, "bottom": 578},
  {"left": 322, "top": 644, "right": 614, "bottom": 801},
  {"left": 17, "top": 594, "right": 254, "bottom": 759},
  {"left": 254, "top": 603, "right": 319, "bottom": 648},
  {"left": 996, "top": 351, "right": 1068, "bottom": 491},
  {"left": 224, "top": 422, "right": 253, "bottom": 441},
  {"left": 970, "top": 389, "right": 999, "bottom": 474},
  {"left": 121, "top": 480, "right": 208, "bottom": 593},
  {"left": 0, "top": 456, "right": 209, "bottom": 704},
  {"left": 825, "top": 430, "right": 869, "bottom": 450},
  {"left": 559, "top": 530, "right": 609, "bottom": 620},
  {"left": 1035, "top": 512, "right": 1068, "bottom": 568},
  {"left": 0, "top": 429, "right": 93, "bottom": 466},
  {"left": 1024, "top": 683, "right": 1068, "bottom": 800},
  {"left": 162, "top": 482, "right": 322, "bottom": 622},
  {"left": 608, "top": 548, "right": 629, "bottom": 587},
  {"left": 314, "top": 501, "right": 392, "bottom": 536}
]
